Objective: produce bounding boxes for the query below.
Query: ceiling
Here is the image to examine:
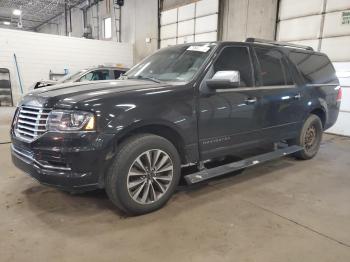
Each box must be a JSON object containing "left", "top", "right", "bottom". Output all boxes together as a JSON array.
[{"left": 0, "top": 0, "right": 87, "bottom": 30}]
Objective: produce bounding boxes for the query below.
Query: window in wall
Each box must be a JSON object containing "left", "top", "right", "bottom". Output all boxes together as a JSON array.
[
  {"left": 213, "top": 46, "right": 253, "bottom": 87},
  {"left": 104, "top": 17, "right": 112, "bottom": 39},
  {"left": 255, "top": 47, "right": 289, "bottom": 86}
]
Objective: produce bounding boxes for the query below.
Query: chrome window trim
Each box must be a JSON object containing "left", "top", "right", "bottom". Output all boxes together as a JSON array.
[
  {"left": 306, "top": 83, "right": 339, "bottom": 87},
  {"left": 216, "top": 84, "right": 296, "bottom": 92}
]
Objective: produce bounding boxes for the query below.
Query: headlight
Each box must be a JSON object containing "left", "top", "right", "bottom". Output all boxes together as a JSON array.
[{"left": 47, "top": 110, "right": 95, "bottom": 131}]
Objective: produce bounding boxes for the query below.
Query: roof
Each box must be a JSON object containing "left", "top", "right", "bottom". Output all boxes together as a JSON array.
[{"left": 169, "top": 39, "right": 316, "bottom": 53}]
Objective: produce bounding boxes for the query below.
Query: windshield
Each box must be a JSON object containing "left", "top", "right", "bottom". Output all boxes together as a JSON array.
[
  {"left": 58, "top": 70, "right": 88, "bottom": 83},
  {"left": 125, "top": 43, "right": 216, "bottom": 82}
]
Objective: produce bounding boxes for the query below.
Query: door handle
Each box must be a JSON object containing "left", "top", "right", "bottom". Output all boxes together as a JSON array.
[
  {"left": 294, "top": 93, "right": 301, "bottom": 100},
  {"left": 245, "top": 97, "right": 257, "bottom": 104}
]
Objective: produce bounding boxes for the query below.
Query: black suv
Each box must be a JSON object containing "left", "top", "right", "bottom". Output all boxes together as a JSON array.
[{"left": 11, "top": 39, "right": 341, "bottom": 215}]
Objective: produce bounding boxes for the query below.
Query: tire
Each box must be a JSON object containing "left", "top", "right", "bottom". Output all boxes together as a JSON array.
[
  {"left": 105, "top": 134, "right": 181, "bottom": 215},
  {"left": 290, "top": 114, "right": 323, "bottom": 160}
]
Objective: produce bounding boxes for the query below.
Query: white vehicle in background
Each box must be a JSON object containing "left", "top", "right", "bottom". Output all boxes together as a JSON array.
[{"left": 32, "top": 65, "right": 129, "bottom": 89}]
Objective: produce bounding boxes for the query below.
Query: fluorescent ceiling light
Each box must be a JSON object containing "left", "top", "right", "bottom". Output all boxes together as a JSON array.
[
  {"left": 3, "top": 21, "right": 11, "bottom": 25},
  {"left": 13, "top": 9, "right": 22, "bottom": 16}
]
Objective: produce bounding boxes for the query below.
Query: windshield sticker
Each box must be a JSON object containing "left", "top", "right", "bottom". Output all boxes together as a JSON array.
[{"left": 187, "top": 45, "right": 210, "bottom": 52}]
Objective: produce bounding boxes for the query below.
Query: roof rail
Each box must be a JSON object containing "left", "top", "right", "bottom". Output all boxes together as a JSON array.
[{"left": 245, "top": 38, "right": 314, "bottom": 51}]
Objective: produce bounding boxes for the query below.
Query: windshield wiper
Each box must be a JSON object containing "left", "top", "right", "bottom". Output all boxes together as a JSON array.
[{"left": 131, "top": 76, "right": 163, "bottom": 83}]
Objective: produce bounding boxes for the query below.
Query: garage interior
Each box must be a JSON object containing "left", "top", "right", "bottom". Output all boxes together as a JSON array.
[{"left": 1, "top": 0, "right": 350, "bottom": 261}]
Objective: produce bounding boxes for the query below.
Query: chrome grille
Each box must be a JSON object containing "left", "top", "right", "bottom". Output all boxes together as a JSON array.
[{"left": 14, "top": 106, "right": 51, "bottom": 142}]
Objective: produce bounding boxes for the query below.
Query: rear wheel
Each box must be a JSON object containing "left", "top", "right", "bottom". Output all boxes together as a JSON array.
[
  {"left": 106, "top": 134, "right": 181, "bottom": 215},
  {"left": 291, "top": 114, "right": 323, "bottom": 160}
]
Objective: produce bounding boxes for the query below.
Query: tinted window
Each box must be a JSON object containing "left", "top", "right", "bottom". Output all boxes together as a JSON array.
[
  {"left": 213, "top": 46, "right": 253, "bottom": 87},
  {"left": 79, "top": 70, "right": 110, "bottom": 82},
  {"left": 289, "top": 52, "right": 337, "bottom": 84},
  {"left": 255, "top": 47, "right": 292, "bottom": 86}
]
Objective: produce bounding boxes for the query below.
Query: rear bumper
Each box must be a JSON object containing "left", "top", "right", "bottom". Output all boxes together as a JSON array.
[{"left": 11, "top": 132, "right": 116, "bottom": 192}]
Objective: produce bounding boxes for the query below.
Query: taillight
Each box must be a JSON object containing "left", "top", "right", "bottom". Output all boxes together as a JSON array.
[{"left": 336, "top": 86, "right": 342, "bottom": 102}]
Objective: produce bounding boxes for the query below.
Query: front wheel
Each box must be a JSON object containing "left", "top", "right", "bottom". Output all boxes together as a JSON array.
[
  {"left": 106, "top": 134, "right": 181, "bottom": 215},
  {"left": 291, "top": 114, "right": 323, "bottom": 160}
]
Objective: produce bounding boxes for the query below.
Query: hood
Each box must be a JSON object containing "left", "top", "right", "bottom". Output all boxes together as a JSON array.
[
  {"left": 32, "top": 79, "right": 58, "bottom": 89},
  {"left": 20, "top": 80, "right": 169, "bottom": 109}
]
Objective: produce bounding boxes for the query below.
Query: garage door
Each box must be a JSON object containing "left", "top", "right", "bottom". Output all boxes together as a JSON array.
[
  {"left": 277, "top": 0, "right": 350, "bottom": 136},
  {"left": 160, "top": 0, "right": 219, "bottom": 48}
]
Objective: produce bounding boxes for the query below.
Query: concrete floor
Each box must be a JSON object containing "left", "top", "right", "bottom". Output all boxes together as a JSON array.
[{"left": 1, "top": 108, "right": 350, "bottom": 261}]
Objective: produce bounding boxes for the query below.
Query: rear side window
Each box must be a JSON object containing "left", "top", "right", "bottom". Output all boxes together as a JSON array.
[
  {"left": 289, "top": 52, "right": 337, "bottom": 84},
  {"left": 213, "top": 46, "right": 253, "bottom": 87},
  {"left": 255, "top": 47, "right": 293, "bottom": 86}
]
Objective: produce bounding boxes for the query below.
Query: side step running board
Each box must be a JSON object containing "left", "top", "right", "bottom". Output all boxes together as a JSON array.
[{"left": 184, "top": 145, "right": 303, "bottom": 184}]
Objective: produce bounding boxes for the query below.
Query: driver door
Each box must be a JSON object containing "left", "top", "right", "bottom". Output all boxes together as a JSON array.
[{"left": 198, "top": 45, "right": 264, "bottom": 160}]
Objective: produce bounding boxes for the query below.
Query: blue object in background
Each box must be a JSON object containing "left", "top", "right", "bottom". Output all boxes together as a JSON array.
[{"left": 13, "top": 53, "right": 23, "bottom": 95}]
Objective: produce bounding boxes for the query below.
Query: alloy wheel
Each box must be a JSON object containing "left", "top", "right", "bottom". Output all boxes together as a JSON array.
[{"left": 127, "top": 149, "right": 174, "bottom": 204}]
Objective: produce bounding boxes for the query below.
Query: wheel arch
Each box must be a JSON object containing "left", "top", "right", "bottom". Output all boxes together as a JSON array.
[
  {"left": 309, "top": 107, "right": 326, "bottom": 128},
  {"left": 115, "top": 123, "right": 188, "bottom": 164}
]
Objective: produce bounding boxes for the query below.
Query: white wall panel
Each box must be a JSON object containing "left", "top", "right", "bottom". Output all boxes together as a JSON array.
[
  {"left": 196, "top": 0, "right": 219, "bottom": 17},
  {"left": 326, "top": 0, "right": 350, "bottom": 12},
  {"left": 279, "top": 0, "right": 323, "bottom": 20},
  {"left": 160, "top": 38, "right": 177, "bottom": 48},
  {"left": 160, "top": 0, "right": 218, "bottom": 47},
  {"left": 327, "top": 112, "right": 350, "bottom": 136},
  {"left": 0, "top": 28, "right": 133, "bottom": 104},
  {"left": 161, "top": 8, "right": 177, "bottom": 25},
  {"left": 195, "top": 14, "right": 218, "bottom": 34},
  {"left": 160, "top": 23, "right": 177, "bottom": 40},
  {"left": 195, "top": 32, "right": 217, "bottom": 42},
  {"left": 334, "top": 62, "right": 350, "bottom": 86},
  {"left": 178, "top": 3, "right": 195, "bottom": 21},
  {"left": 177, "top": 35, "right": 195, "bottom": 44},
  {"left": 339, "top": 88, "right": 350, "bottom": 111},
  {"left": 178, "top": 19, "right": 195, "bottom": 36},
  {"left": 278, "top": 15, "right": 322, "bottom": 41},
  {"left": 338, "top": 76, "right": 350, "bottom": 87},
  {"left": 323, "top": 11, "right": 350, "bottom": 38},
  {"left": 333, "top": 62, "right": 350, "bottom": 116},
  {"left": 321, "top": 36, "right": 350, "bottom": 62}
]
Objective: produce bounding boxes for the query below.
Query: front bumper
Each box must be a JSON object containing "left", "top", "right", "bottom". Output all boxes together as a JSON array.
[{"left": 11, "top": 131, "right": 116, "bottom": 192}]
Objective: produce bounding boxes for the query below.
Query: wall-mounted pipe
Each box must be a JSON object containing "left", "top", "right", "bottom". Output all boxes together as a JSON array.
[
  {"left": 274, "top": 0, "right": 281, "bottom": 40},
  {"left": 96, "top": 1, "right": 100, "bottom": 39},
  {"left": 64, "top": 2, "right": 68, "bottom": 36},
  {"left": 69, "top": 7, "right": 72, "bottom": 35},
  {"left": 157, "top": 0, "right": 161, "bottom": 49}
]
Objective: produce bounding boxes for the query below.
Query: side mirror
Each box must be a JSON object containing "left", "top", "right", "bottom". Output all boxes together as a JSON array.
[{"left": 206, "top": 70, "right": 240, "bottom": 89}]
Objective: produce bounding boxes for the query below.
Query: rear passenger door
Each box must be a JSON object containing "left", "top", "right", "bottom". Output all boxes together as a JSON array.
[{"left": 253, "top": 47, "right": 304, "bottom": 141}]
